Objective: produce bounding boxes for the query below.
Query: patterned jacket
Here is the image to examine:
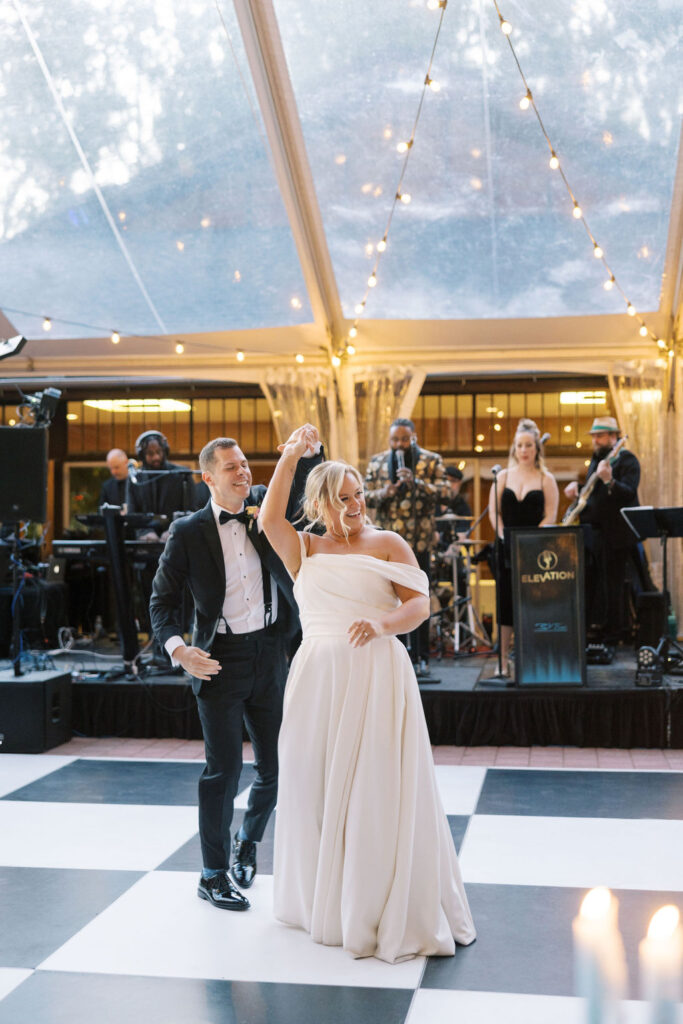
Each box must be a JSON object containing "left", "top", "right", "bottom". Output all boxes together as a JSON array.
[{"left": 364, "top": 446, "right": 447, "bottom": 553}]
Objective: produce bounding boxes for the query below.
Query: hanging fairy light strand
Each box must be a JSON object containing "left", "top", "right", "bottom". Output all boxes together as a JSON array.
[
  {"left": 492, "top": 0, "right": 673, "bottom": 361},
  {"left": 338, "top": 0, "right": 449, "bottom": 363}
]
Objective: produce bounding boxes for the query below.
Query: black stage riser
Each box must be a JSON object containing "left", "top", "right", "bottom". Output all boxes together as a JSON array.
[{"left": 70, "top": 680, "right": 683, "bottom": 750}]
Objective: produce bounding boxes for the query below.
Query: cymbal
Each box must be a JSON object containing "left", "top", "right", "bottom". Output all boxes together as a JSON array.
[{"left": 435, "top": 513, "right": 473, "bottom": 522}]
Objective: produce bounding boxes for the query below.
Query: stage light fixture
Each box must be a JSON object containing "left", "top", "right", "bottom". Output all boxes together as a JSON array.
[
  {"left": 635, "top": 644, "right": 663, "bottom": 687},
  {"left": 0, "top": 335, "right": 28, "bottom": 362}
]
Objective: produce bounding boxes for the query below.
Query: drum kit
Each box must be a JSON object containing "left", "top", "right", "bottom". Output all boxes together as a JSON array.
[{"left": 431, "top": 513, "right": 493, "bottom": 657}]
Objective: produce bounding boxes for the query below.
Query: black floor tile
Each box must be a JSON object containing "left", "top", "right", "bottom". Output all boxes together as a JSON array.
[
  {"left": 3, "top": 760, "right": 257, "bottom": 806},
  {"left": 447, "top": 815, "right": 469, "bottom": 854},
  {"left": 476, "top": 769, "right": 683, "bottom": 819},
  {"left": 423, "top": 883, "right": 683, "bottom": 999},
  {"left": 0, "top": 867, "right": 142, "bottom": 968},
  {"left": 0, "top": 973, "right": 413, "bottom": 1024}
]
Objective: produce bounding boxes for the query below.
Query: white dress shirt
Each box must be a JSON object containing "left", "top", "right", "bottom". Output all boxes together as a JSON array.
[{"left": 164, "top": 499, "right": 277, "bottom": 662}]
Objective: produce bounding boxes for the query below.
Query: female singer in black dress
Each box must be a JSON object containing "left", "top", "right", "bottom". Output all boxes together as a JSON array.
[{"left": 487, "top": 419, "right": 559, "bottom": 677}]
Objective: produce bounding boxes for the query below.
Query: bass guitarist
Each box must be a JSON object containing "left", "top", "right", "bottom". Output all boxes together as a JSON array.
[{"left": 563, "top": 416, "right": 640, "bottom": 653}]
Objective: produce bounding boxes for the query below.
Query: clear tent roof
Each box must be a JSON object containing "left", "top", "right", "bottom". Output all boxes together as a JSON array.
[{"left": 0, "top": 0, "right": 680, "bottom": 343}]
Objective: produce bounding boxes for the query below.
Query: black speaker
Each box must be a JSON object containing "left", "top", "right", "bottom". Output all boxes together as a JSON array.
[
  {"left": 0, "top": 425, "right": 48, "bottom": 522},
  {"left": 635, "top": 591, "right": 666, "bottom": 648},
  {"left": 0, "top": 671, "right": 72, "bottom": 753}
]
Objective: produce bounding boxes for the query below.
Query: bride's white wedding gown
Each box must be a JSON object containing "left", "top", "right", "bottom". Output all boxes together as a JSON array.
[{"left": 273, "top": 534, "right": 476, "bottom": 963}]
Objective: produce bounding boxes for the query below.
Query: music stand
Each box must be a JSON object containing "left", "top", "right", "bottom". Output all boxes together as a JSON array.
[{"left": 621, "top": 506, "right": 683, "bottom": 678}]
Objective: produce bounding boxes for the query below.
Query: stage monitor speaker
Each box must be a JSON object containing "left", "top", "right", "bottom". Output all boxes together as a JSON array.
[
  {"left": 0, "top": 671, "right": 72, "bottom": 753},
  {"left": 635, "top": 591, "right": 666, "bottom": 649},
  {"left": 0, "top": 425, "right": 48, "bottom": 522}
]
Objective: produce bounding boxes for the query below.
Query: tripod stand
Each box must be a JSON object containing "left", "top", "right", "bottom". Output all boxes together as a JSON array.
[{"left": 621, "top": 506, "right": 683, "bottom": 683}]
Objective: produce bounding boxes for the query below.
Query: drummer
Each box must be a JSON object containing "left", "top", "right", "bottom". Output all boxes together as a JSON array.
[{"left": 436, "top": 466, "right": 472, "bottom": 548}]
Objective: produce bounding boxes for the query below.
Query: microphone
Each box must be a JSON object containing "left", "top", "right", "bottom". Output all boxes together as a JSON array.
[
  {"left": 127, "top": 458, "right": 139, "bottom": 484},
  {"left": 491, "top": 464, "right": 502, "bottom": 475},
  {"left": 540, "top": 432, "right": 551, "bottom": 445},
  {"left": 395, "top": 450, "right": 405, "bottom": 471}
]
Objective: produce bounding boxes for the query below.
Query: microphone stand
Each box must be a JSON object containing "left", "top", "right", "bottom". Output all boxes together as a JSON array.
[{"left": 481, "top": 465, "right": 514, "bottom": 685}]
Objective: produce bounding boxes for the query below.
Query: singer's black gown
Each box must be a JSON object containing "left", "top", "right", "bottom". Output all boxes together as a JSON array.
[{"left": 498, "top": 485, "right": 545, "bottom": 626}]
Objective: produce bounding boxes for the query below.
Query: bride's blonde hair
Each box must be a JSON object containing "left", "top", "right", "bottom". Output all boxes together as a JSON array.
[{"left": 303, "top": 461, "right": 367, "bottom": 540}]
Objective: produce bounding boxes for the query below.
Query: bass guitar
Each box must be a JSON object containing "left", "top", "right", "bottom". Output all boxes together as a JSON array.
[{"left": 562, "top": 435, "right": 628, "bottom": 526}]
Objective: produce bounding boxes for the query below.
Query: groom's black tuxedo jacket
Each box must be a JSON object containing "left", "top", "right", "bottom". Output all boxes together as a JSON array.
[{"left": 150, "top": 458, "right": 319, "bottom": 694}]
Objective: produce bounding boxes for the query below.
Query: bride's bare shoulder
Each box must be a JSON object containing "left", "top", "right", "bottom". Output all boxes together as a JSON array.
[{"left": 371, "top": 529, "right": 416, "bottom": 564}]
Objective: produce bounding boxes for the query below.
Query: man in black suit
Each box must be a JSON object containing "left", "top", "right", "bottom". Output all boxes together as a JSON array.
[
  {"left": 564, "top": 415, "right": 640, "bottom": 647},
  {"left": 128, "top": 430, "right": 209, "bottom": 540},
  {"left": 99, "top": 448, "right": 129, "bottom": 507},
  {"left": 150, "top": 428, "right": 321, "bottom": 912}
]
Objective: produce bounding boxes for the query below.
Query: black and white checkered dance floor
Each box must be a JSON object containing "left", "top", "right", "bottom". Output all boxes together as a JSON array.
[{"left": 0, "top": 754, "right": 681, "bottom": 1023}]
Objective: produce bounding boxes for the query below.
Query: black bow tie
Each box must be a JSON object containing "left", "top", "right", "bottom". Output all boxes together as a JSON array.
[{"left": 219, "top": 509, "right": 249, "bottom": 526}]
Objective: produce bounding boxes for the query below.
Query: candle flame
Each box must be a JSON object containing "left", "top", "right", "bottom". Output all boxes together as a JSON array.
[
  {"left": 580, "top": 887, "right": 613, "bottom": 920},
  {"left": 647, "top": 906, "right": 680, "bottom": 940}
]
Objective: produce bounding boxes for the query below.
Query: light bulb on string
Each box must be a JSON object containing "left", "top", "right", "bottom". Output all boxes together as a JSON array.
[
  {"left": 355, "top": 302, "right": 365, "bottom": 314},
  {"left": 295, "top": 353, "right": 304, "bottom": 364},
  {"left": 111, "top": 331, "right": 120, "bottom": 344},
  {"left": 396, "top": 140, "right": 413, "bottom": 154},
  {"left": 346, "top": 344, "right": 356, "bottom": 356},
  {"left": 572, "top": 201, "right": 583, "bottom": 219},
  {"left": 657, "top": 338, "right": 667, "bottom": 350},
  {"left": 519, "top": 89, "right": 532, "bottom": 110},
  {"left": 368, "top": 273, "right": 377, "bottom": 288},
  {"left": 349, "top": 326, "right": 358, "bottom": 339},
  {"left": 43, "top": 317, "right": 52, "bottom": 331},
  {"left": 397, "top": 191, "right": 412, "bottom": 205},
  {"left": 175, "top": 343, "right": 184, "bottom": 354},
  {"left": 549, "top": 151, "right": 559, "bottom": 169},
  {"left": 604, "top": 276, "right": 615, "bottom": 291},
  {"left": 425, "top": 75, "right": 440, "bottom": 92},
  {"left": 626, "top": 303, "right": 636, "bottom": 317},
  {"left": 236, "top": 350, "right": 245, "bottom": 362},
  {"left": 377, "top": 237, "right": 387, "bottom": 252},
  {"left": 639, "top": 325, "right": 648, "bottom": 337},
  {"left": 331, "top": 354, "right": 341, "bottom": 368},
  {"left": 669, "top": 348, "right": 675, "bottom": 358},
  {"left": 499, "top": 14, "right": 512, "bottom": 35},
  {"left": 593, "top": 243, "right": 603, "bottom": 259}
]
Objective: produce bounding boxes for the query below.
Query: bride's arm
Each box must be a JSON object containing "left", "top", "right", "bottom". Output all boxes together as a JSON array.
[
  {"left": 260, "top": 424, "right": 318, "bottom": 576},
  {"left": 348, "top": 532, "right": 430, "bottom": 646}
]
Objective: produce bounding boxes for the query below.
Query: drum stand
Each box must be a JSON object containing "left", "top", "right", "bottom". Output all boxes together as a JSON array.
[{"left": 441, "top": 540, "right": 493, "bottom": 656}]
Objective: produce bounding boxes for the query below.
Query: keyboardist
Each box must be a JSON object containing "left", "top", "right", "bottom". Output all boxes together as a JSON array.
[{"left": 127, "top": 430, "right": 209, "bottom": 541}]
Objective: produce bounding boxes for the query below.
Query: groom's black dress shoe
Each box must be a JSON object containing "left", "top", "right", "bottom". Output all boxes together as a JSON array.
[
  {"left": 197, "top": 871, "right": 250, "bottom": 911},
  {"left": 231, "top": 838, "right": 257, "bottom": 889}
]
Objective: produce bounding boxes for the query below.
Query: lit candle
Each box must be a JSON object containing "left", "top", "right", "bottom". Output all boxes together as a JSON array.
[
  {"left": 639, "top": 905, "right": 683, "bottom": 1024},
  {"left": 572, "top": 888, "right": 627, "bottom": 1024}
]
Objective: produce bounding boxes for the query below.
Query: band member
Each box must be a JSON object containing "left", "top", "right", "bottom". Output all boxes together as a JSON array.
[
  {"left": 364, "top": 418, "right": 447, "bottom": 676},
  {"left": 564, "top": 416, "right": 640, "bottom": 649},
  {"left": 99, "top": 448, "right": 129, "bottom": 507},
  {"left": 436, "top": 466, "right": 472, "bottom": 548},
  {"left": 127, "top": 430, "right": 209, "bottom": 541}
]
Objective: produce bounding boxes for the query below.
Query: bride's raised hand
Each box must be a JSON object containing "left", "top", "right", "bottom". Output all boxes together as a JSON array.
[
  {"left": 277, "top": 423, "right": 319, "bottom": 458},
  {"left": 348, "top": 618, "right": 384, "bottom": 648}
]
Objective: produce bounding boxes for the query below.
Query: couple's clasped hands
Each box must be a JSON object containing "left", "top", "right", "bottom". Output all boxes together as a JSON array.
[{"left": 277, "top": 423, "right": 320, "bottom": 459}]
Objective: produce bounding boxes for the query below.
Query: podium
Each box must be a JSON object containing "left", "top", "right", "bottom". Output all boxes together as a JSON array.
[{"left": 510, "top": 526, "right": 586, "bottom": 686}]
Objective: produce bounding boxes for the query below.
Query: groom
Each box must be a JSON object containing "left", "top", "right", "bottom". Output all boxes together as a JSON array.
[{"left": 150, "top": 429, "right": 321, "bottom": 911}]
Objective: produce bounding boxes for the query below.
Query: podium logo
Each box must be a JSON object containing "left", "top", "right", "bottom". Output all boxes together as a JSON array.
[{"left": 537, "top": 550, "right": 558, "bottom": 571}]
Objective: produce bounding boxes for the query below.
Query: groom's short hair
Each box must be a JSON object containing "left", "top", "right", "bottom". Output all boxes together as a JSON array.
[{"left": 199, "top": 437, "right": 238, "bottom": 472}]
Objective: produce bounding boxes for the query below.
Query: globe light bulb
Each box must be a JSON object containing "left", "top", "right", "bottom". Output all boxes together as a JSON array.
[
  {"left": 549, "top": 152, "right": 559, "bottom": 169},
  {"left": 397, "top": 141, "right": 410, "bottom": 154},
  {"left": 604, "top": 276, "right": 615, "bottom": 291},
  {"left": 657, "top": 338, "right": 667, "bottom": 349},
  {"left": 368, "top": 274, "right": 377, "bottom": 288},
  {"left": 428, "top": 78, "right": 441, "bottom": 92},
  {"left": 519, "top": 91, "right": 531, "bottom": 110},
  {"left": 346, "top": 344, "right": 356, "bottom": 356},
  {"left": 331, "top": 354, "right": 341, "bottom": 368},
  {"left": 639, "top": 326, "right": 648, "bottom": 337},
  {"left": 295, "top": 353, "right": 304, "bottom": 364},
  {"left": 236, "top": 350, "right": 245, "bottom": 362},
  {"left": 43, "top": 317, "right": 52, "bottom": 331},
  {"left": 593, "top": 244, "right": 603, "bottom": 259},
  {"left": 572, "top": 202, "right": 583, "bottom": 219},
  {"left": 355, "top": 303, "right": 365, "bottom": 314},
  {"left": 175, "top": 343, "right": 184, "bottom": 354},
  {"left": 349, "top": 326, "right": 358, "bottom": 339},
  {"left": 627, "top": 304, "right": 636, "bottom": 316},
  {"left": 500, "top": 18, "right": 512, "bottom": 35},
  {"left": 111, "top": 332, "right": 120, "bottom": 344},
  {"left": 377, "top": 238, "right": 387, "bottom": 252},
  {"left": 399, "top": 192, "right": 412, "bottom": 205}
]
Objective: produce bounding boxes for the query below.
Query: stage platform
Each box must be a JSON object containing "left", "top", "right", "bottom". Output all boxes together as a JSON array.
[{"left": 12, "top": 645, "right": 675, "bottom": 752}]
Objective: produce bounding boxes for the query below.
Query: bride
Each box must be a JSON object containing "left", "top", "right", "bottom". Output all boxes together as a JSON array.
[{"left": 260, "top": 424, "right": 475, "bottom": 963}]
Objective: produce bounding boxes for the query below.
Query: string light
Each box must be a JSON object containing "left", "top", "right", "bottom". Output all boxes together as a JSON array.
[
  {"left": 42, "top": 317, "right": 52, "bottom": 331},
  {"left": 175, "top": 343, "right": 184, "bottom": 354},
  {"left": 346, "top": 344, "right": 356, "bottom": 356},
  {"left": 425, "top": 75, "right": 440, "bottom": 93},
  {"left": 657, "top": 339, "right": 667, "bottom": 350},
  {"left": 111, "top": 331, "right": 120, "bottom": 344},
  {"left": 493, "top": 0, "right": 663, "bottom": 356},
  {"left": 295, "top": 353, "right": 304, "bottom": 364},
  {"left": 377, "top": 238, "right": 387, "bottom": 252},
  {"left": 396, "top": 140, "right": 413, "bottom": 154},
  {"left": 331, "top": 354, "right": 341, "bottom": 368},
  {"left": 348, "top": 326, "right": 358, "bottom": 339},
  {"left": 397, "top": 190, "right": 412, "bottom": 204},
  {"left": 236, "top": 350, "right": 245, "bottom": 362},
  {"left": 368, "top": 274, "right": 377, "bottom": 288},
  {"left": 354, "top": 302, "right": 365, "bottom": 314}
]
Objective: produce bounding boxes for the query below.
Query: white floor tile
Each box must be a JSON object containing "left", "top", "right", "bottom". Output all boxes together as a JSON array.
[
  {"left": 460, "top": 815, "right": 683, "bottom": 891},
  {"left": 0, "top": 969, "right": 33, "bottom": 1002},
  {"left": 0, "top": 755, "right": 76, "bottom": 799},
  {"left": 406, "top": 989, "right": 658, "bottom": 1024},
  {"left": 234, "top": 784, "right": 252, "bottom": 810},
  {"left": 434, "top": 766, "right": 487, "bottom": 815},
  {"left": 39, "top": 871, "right": 425, "bottom": 989},
  {"left": 0, "top": 802, "right": 198, "bottom": 871}
]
